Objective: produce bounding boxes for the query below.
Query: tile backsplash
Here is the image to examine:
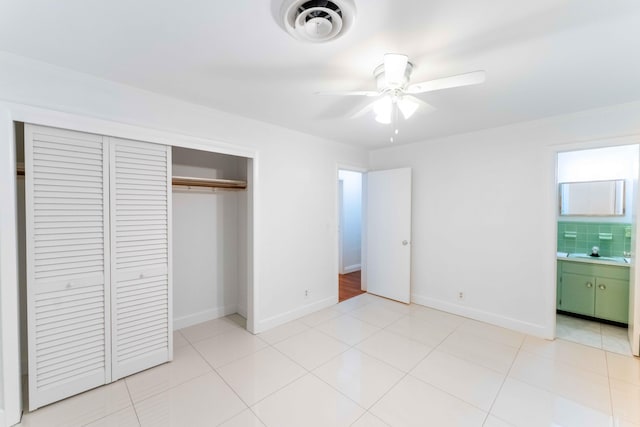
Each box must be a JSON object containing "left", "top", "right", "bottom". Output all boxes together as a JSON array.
[{"left": 557, "top": 222, "right": 632, "bottom": 257}]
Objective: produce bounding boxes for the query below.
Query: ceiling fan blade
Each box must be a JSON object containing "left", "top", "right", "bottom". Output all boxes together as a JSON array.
[
  {"left": 406, "top": 70, "right": 486, "bottom": 94},
  {"left": 384, "top": 53, "right": 409, "bottom": 87},
  {"left": 314, "top": 90, "right": 379, "bottom": 97}
]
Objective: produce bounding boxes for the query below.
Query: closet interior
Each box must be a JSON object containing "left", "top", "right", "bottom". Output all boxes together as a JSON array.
[
  {"left": 15, "top": 122, "right": 251, "bottom": 411},
  {"left": 171, "top": 146, "right": 250, "bottom": 329}
]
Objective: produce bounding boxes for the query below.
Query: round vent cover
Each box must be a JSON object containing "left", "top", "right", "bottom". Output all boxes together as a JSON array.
[{"left": 281, "top": 0, "right": 356, "bottom": 43}]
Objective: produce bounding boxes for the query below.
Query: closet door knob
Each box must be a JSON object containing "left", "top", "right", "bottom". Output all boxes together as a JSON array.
[
  {"left": 586, "top": 282, "right": 593, "bottom": 288},
  {"left": 599, "top": 284, "right": 606, "bottom": 290}
]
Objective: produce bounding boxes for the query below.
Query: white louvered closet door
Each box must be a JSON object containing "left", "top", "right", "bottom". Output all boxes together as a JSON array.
[
  {"left": 110, "top": 137, "right": 172, "bottom": 380},
  {"left": 25, "top": 125, "right": 110, "bottom": 410}
]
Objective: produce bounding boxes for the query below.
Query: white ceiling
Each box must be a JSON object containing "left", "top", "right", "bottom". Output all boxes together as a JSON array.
[{"left": 1, "top": 0, "right": 639, "bottom": 147}]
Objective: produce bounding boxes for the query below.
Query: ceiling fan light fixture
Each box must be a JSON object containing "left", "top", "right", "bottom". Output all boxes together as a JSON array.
[
  {"left": 383, "top": 54, "right": 409, "bottom": 88},
  {"left": 397, "top": 97, "right": 419, "bottom": 120},
  {"left": 313, "top": 53, "right": 486, "bottom": 142},
  {"left": 373, "top": 97, "right": 393, "bottom": 124}
]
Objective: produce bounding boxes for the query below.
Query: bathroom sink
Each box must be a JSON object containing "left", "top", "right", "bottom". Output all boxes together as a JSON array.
[{"left": 567, "top": 253, "right": 627, "bottom": 263}]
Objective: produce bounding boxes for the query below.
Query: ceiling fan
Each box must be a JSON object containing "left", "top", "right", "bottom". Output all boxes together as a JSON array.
[{"left": 317, "top": 53, "right": 486, "bottom": 139}]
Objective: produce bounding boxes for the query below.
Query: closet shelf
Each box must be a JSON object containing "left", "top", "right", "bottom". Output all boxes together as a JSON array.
[
  {"left": 172, "top": 176, "right": 247, "bottom": 190},
  {"left": 19, "top": 165, "right": 246, "bottom": 190}
]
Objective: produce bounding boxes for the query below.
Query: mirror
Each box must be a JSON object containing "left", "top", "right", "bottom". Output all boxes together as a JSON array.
[{"left": 559, "top": 179, "right": 625, "bottom": 216}]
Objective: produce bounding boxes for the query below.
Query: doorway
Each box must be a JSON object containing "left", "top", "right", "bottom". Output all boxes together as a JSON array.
[
  {"left": 555, "top": 144, "right": 639, "bottom": 356},
  {"left": 338, "top": 169, "right": 364, "bottom": 302}
]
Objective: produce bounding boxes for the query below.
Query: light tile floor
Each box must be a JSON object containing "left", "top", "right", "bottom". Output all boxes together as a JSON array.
[
  {"left": 17, "top": 294, "right": 640, "bottom": 427},
  {"left": 556, "top": 313, "right": 633, "bottom": 356}
]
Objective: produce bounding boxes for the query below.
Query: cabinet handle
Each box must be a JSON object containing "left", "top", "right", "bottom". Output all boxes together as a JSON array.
[
  {"left": 586, "top": 282, "right": 593, "bottom": 288},
  {"left": 599, "top": 284, "right": 606, "bottom": 290}
]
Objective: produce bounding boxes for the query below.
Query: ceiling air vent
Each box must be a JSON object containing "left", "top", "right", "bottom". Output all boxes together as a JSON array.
[{"left": 281, "top": 0, "right": 356, "bottom": 43}]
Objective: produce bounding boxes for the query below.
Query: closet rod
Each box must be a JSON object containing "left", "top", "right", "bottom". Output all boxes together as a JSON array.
[{"left": 172, "top": 176, "right": 247, "bottom": 190}]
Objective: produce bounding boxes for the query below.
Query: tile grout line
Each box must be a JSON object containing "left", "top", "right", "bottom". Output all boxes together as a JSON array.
[
  {"left": 125, "top": 342, "right": 218, "bottom": 406},
  {"left": 340, "top": 311, "right": 466, "bottom": 423},
  {"left": 252, "top": 325, "right": 363, "bottom": 425},
  {"left": 604, "top": 351, "right": 617, "bottom": 425},
  {"left": 480, "top": 334, "right": 526, "bottom": 426},
  {"left": 356, "top": 324, "right": 463, "bottom": 422},
  {"left": 123, "top": 379, "right": 143, "bottom": 427},
  {"left": 263, "top": 300, "right": 416, "bottom": 423},
  {"left": 558, "top": 314, "right": 633, "bottom": 357},
  {"left": 180, "top": 326, "right": 273, "bottom": 426}
]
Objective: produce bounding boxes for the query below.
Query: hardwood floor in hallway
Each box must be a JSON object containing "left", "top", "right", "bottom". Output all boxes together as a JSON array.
[{"left": 339, "top": 270, "right": 364, "bottom": 302}]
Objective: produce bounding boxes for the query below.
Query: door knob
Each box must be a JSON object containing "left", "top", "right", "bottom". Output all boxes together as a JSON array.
[
  {"left": 586, "top": 282, "right": 593, "bottom": 288},
  {"left": 599, "top": 284, "right": 606, "bottom": 290},
  {"left": 402, "top": 240, "right": 409, "bottom": 246}
]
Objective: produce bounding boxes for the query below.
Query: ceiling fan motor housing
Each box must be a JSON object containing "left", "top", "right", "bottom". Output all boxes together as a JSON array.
[
  {"left": 374, "top": 61, "right": 414, "bottom": 91},
  {"left": 281, "top": 0, "right": 356, "bottom": 43}
]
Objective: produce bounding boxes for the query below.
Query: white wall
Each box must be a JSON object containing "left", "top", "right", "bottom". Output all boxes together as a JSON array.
[
  {"left": 370, "top": 101, "right": 640, "bottom": 338},
  {"left": 0, "top": 53, "right": 367, "bottom": 424},
  {"left": 339, "top": 170, "right": 362, "bottom": 273},
  {"left": 557, "top": 145, "right": 638, "bottom": 223},
  {"left": 172, "top": 189, "right": 240, "bottom": 327},
  {"left": 172, "top": 147, "right": 248, "bottom": 328},
  {"left": 0, "top": 107, "right": 21, "bottom": 426}
]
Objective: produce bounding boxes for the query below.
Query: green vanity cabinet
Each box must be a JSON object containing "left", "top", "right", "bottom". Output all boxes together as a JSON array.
[
  {"left": 557, "top": 260, "right": 629, "bottom": 324},
  {"left": 560, "top": 272, "right": 596, "bottom": 317},
  {"left": 594, "top": 277, "right": 629, "bottom": 323}
]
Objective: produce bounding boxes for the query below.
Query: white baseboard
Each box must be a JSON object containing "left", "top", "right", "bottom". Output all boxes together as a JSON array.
[
  {"left": 411, "top": 293, "right": 551, "bottom": 339},
  {"left": 342, "top": 264, "right": 361, "bottom": 274},
  {"left": 173, "top": 305, "right": 237, "bottom": 330},
  {"left": 254, "top": 296, "right": 337, "bottom": 334},
  {"left": 0, "top": 409, "right": 5, "bottom": 427}
]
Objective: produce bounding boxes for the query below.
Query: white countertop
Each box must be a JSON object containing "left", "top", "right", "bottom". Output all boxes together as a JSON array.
[{"left": 557, "top": 252, "right": 630, "bottom": 267}]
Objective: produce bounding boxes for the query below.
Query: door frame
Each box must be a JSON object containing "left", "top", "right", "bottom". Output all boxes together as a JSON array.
[
  {"left": 336, "top": 164, "right": 367, "bottom": 294},
  {"left": 551, "top": 134, "right": 640, "bottom": 355},
  {"left": 0, "top": 101, "right": 259, "bottom": 426},
  {"left": 338, "top": 179, "right": 344, "bottom": 274}
]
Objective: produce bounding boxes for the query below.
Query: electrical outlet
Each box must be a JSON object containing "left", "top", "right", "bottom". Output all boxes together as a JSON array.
[
  {"left": 305, "top": 290, "right": 309, "bottom": 297},
  {"left": 458, "top": 291, "right": 464, "bottom": 300}
]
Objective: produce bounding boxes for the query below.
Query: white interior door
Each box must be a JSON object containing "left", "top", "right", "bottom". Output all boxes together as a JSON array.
[
  {"left": 366, "top": 168, "right": 412, "bottom": 303},
  {"left": 25, "top": 125, "right": 110, "bottom": 410}
]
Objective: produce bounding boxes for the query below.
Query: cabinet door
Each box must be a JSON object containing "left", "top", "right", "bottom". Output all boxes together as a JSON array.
[
  {"left": 595, "top": 278, "right": 629, "bottom": 324},
  {"left": 559, "top": 273, "right": 595, "bottom": 316},
  {"left": 110, "top": 138, "right": 172, "bottom": 380},
  {"left": 25, "top": 125, "right": 110, "bottom": 410}
]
